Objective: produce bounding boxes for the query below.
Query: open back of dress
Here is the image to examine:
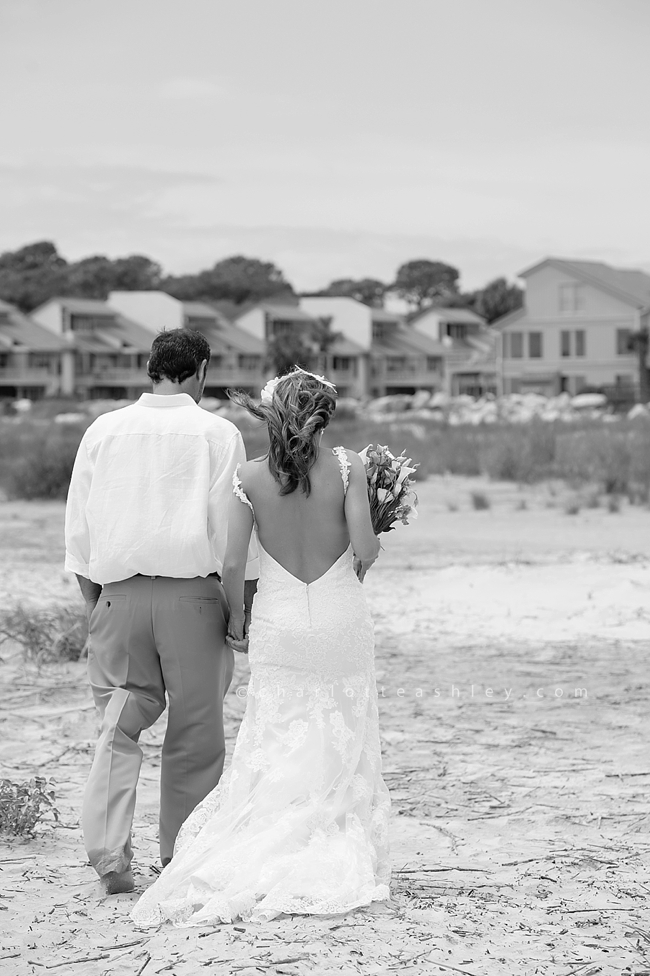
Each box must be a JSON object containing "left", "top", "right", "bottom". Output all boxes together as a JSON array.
[{"left": 131, "top": 447, "right": 391, "bottom": 926}]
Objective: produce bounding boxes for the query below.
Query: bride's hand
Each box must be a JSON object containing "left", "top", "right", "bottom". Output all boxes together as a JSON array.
[
  {"left": 226, "top": 634, "right": 249, "bottom": 654},
  {"left": 354, "top": 557, "right": 367, "bottom": 582},
  {"left": 226, "top": 612, "right": 248, "bottom": 653}
]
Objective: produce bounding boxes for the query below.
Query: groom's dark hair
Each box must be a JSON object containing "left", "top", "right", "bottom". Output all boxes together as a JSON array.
[{"left": 147, "top": 329, "right": 211, "bottom": 384}]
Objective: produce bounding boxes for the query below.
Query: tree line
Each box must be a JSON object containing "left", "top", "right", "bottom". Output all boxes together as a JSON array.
[{"left": 0, "top": 241, "right": 523, "bottom": 324}]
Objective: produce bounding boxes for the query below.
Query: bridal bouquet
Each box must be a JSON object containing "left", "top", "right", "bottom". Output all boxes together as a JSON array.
[{"left": 358, "top": 444, "right": 419, "bottom": 534}]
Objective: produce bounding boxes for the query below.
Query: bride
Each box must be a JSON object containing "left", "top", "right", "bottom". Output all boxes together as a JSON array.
[{"left": 131, "top": 367, "right": 390, "bottom": 926}]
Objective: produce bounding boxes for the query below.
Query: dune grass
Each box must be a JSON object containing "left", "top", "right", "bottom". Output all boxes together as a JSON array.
[{"left": 1, "top": 411, "right": 650, "bottom": 501}]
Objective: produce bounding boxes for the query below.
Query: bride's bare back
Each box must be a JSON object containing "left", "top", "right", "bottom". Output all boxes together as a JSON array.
[{"left": 237, "top": 446, "right": 376, "bottom": 585}]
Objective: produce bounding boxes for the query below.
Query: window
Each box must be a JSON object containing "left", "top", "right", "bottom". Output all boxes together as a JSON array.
[
  {"left": 332, "top": 356, "right": 351, "bottom": 372},
  {"left": 528, "top": 332, "right": 543, "bottom": 358},
  {"left": 70, "top": 315, "right": 115, "bottom": 332},
  {"left": 137, "top": 354, "right": 148, "bottom": 369},
  {"left": 0, "top": 353, "right": 8, "bottom": 369},
  {"left": 575, "top": 330, "right": 586, "bottom": 357},
  {"left": 28, "top": 353, "right": 54, "bottom": 370},
  {"left": 238, "top": 355, "right": 260, "bottom": 370},
  {"left": 561, "top": 331, "right": 571, "bottom": 357},
  {"left": 90, "top": 354, "right": 119, "bottom": 370},
  {"left": 426, "top": 356, "right": 441, "bottom": 372},
  {"left": 386, "top": 356, "right": 407, "bottom": 373},
  {"left": 559, "top": 284, "right": 585, "bottom": 313},
  {"left": 372, "top": 322, "right": 389, "bottom": 340},
  {"left": 617, "top": 329, "right": 632, "bottom": 355},
  {"left": 447, "top": 323, "right": 468, "bottom": 340},
  {"left": 509, "top": 332, "right": 523, "bottom": 358},
  {"left": 615, "top": 374, "right": 634, "bottom": 387},
  {"left": 267, "top": 318, "right": 298, "bottom": 338}
]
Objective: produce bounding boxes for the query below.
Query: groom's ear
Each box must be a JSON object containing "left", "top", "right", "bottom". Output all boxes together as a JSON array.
[{"left": 198, "top": 359, "right": 208, "bottom": 381}]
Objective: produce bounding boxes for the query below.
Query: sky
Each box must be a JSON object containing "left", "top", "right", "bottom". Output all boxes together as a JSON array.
[{"left": 1, "top": 0, "right": 649, "bottom": 292}]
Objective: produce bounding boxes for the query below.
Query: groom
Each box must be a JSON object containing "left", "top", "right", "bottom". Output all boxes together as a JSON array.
[{"left": 65, "top": 329, "right": 259, "bottom": 894}]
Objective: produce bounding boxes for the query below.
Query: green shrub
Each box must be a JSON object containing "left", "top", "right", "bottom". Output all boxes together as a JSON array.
[
  {"left": 470, "top": 490, "right": 491, "bottom": 510},
  {"left": 0, "top": 420, "right": 87, "bottom": 500},
  {"left": 0, "top": 604, "right": 88, "bottom": 666},
  {"left": 0, "top": 777, "right": 58, "bottom": 836},
  {"left": 564, "top": 499, "right": 581, "bottom": 515},
  {"left": 555, "top": 425, "right": 650, "bottom": 496},
  {"left": 2, "top": 412, "right": 650, "bottom": 499}
]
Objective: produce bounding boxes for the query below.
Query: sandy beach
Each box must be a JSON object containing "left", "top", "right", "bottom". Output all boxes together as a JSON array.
[{"left": 1, "top": 476, "right": 649, "bottom": 976}]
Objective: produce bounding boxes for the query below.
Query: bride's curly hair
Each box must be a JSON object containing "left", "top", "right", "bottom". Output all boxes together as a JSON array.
[{"left": 228, "top": 369, "right": 337, "bottom": 496}]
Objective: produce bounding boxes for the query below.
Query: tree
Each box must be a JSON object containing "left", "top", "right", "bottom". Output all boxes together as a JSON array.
[
  {"left": 163, "top": 255, "right": 292, "bottom": 306},
  {"left": 110, "top": 255, "right": 162, "bottom": 291},
  {"left": 393, "top": 259, "right": 460, "bottom": 310},
  {"left": 315, "top": 277, "right": 386, "bottom": 307},
  {"left": 65, "top": 256, "right": 116, "bottom": 298},
  {"left": 310, "top": 317, "right": 344, "bottom": 375},
  {"left": 65, "top": 254, "right": 162, "bottom": 299},
  {"left": 627, "top": 326, "right": 650, "bottom": 403},
  {"left": 472, "top": 277, "right": 523, "bottom": 324},
  {"left": 265, "top": 324, "right": 314, "bottom": 376},
  {"left": 0, "top": 241, "right": 68, "bottom": 311}
]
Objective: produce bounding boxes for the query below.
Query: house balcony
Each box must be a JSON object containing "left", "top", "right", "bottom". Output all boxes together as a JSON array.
[
  {"left": 79, "top": 368, "right": 151, "bottom": 386},
  {"left": 375, "top": 365, "right": 442, "bottom": 383},
  {"left": 208, "top": 367, "right": 264, "bottom": 384},
  {"left": 0, "top": 367, "right": 55, "bottom": 382},
  {"left": 329, "top": 366, "right": 357, "bottom": 383}
]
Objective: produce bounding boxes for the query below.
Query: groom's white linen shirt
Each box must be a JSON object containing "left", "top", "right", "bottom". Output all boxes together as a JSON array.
[{"left": 65, "top": 392, "right": 259, "bottom": 584}]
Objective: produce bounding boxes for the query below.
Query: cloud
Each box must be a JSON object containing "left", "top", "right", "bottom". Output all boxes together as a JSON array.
[{"left": 158, "top": 77, "right": 227, "bottom": 101}]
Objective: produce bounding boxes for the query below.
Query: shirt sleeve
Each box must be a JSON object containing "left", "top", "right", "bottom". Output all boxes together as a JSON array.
[
  {"left": 208, "top": 430, "right": 260, "bottom": 581},
  {"left": 64, "top": 434, "right": 94, "bottom": 579}
]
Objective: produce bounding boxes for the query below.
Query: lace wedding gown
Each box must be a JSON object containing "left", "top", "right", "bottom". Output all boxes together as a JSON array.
[{"left": 131, "top": 447, "right": 390, "bottom": 926}]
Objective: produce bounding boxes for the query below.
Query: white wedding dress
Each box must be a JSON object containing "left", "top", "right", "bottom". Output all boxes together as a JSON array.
[{"left": 131, "top": 447, "right": 391, "bottom": 926}]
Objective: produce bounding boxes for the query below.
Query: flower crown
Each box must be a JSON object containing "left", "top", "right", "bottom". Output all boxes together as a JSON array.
[{"left": 260, "top": 367, "right": 337, "bottom": 402}]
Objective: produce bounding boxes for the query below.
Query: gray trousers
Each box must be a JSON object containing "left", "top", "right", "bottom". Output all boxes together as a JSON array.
[{"left": 83, "top": 574, "right": 233, "bottom": 877}]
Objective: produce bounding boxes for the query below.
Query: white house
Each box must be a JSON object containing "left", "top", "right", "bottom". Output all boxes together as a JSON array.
[
  {"left": 31, "top": 297, "right": 154, "bottom": 398},
  {"left": 0, "top": 300, "right": 67, "bottom": 399},
  {"left": 236, "top": 299, "right": 368, "bottom": 397},
  {"left": 109, "top": 292, "right": 265, "bottom": 397},
  {"left": 495, "top": 258, "right": 650, "bottom": 398},
  {"left": 300, "top": 297, "right": 447, "bottom": 398},
  {"left": 409, "top": 306, "right": 497, "bottom": 396}
]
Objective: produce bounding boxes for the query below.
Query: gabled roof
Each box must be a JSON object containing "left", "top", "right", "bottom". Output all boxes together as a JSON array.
[
  {"left": 490, "top": 307, "right": 526, "bottom": 330},
  {"left": 329, "top": 336, "right": 366, "bottom": 356},
  {"left": 519, "top": 258, "right": 650, "bottom": 309},
  {"left": 39, "top": 297, "right": 118, "bottom": 316},
  {"left": 373, "top": 325, "right": 447, "bottom": 357},
  {"left": 213, "top": 322, "right": 265, "bottom": 355},
  {"left": 183, "top": 301, "right": 218, "bottom": 319},
  {"left": 112, "top": 314, "right": 156, "bottom": 351},
  {"left": 188, "top": 320, "right": 265, "bottom": 356},
  {"left": 257, "top": 303, "right": 315, "bottom": 321},
  {"left": 0, "top": 302, "right": 67, "bottom": 351},
  {"left": 370, "top": 308, "right": 404, "bottom": 324},
  {"left": 409, "top": 305, "right": 487, "bottom": 326}
]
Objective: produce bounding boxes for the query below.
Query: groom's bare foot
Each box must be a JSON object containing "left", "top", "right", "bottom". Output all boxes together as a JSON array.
[{"left": 101, "top": 867, "right": 134, "bottom": 894}]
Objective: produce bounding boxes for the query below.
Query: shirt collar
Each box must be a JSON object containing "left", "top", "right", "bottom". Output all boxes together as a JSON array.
[{"left": 138, "top": 393, "right": 198, "bottom": 408}]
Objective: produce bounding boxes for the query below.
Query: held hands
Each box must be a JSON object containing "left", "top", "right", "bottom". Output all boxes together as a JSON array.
[{"left": 226, "top": 608, "right": 252, "bottom": 654}]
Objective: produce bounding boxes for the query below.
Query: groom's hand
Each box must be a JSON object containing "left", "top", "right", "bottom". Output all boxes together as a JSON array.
[{"left": 226, "top": 634, "right": 249, "bottom": 654}]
